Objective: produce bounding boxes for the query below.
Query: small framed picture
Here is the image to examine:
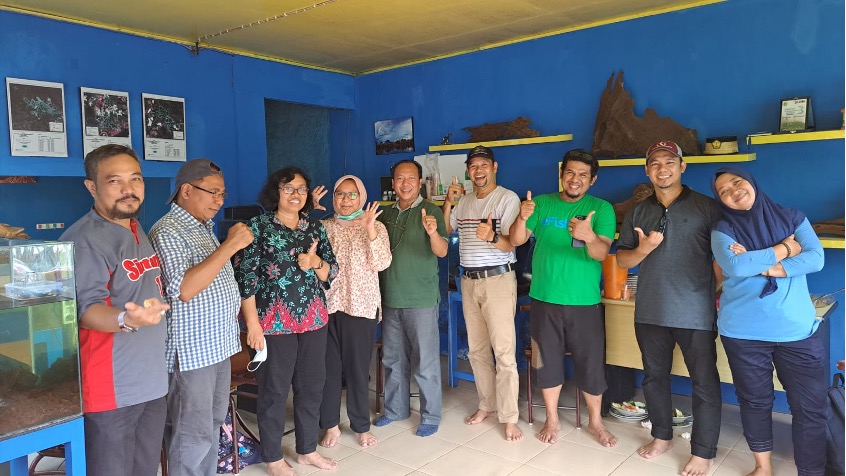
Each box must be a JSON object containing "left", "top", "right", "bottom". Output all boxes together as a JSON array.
[
  {"left": 375, "top": 117, "right": 414, "bottom": 155},
  {"left": 779, "top": 97, "right": 815, "bottom": 132}
]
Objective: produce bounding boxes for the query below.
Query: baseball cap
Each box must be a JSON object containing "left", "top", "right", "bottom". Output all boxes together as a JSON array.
[
  {"left": 466, "top": 145, "right": 495, "bottom": 164},
  {"left": 645, "top": 141, "right": 683, "bottom": 162},
  {"left": 167, "top": 158, "right": 224, "bottom": 203}
]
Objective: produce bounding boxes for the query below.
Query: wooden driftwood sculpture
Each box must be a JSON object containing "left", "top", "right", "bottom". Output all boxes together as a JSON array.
[
  {"left": 464, "top": 116, "right": 540, "bottom": 143},
  {"left": 592, "top": 71, "right": 701, "bottom": 158},
  {"left": 0, "top": 223, "right": 29, "bottom": 239},
  {"left": 613, "top": 183, "right": 654, "bottom": 230},
  {"left": 813, "top": 218, "right": 844, "bottom": 237}
]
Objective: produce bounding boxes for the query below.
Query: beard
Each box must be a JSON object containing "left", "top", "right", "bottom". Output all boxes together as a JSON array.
[
  {"left": 564, "top": 190, "right": 583, "bottom": 200},
  {"left": 107, "top": 195, "right": 141, "bottom": 220}
]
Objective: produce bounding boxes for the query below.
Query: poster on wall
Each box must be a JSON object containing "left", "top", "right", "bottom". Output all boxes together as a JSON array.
[
  {"left": 375, "top": 117, "right": 414, "bottom": 155},
  {"left": 142, "top": 93, "right": 186, "bottom": 162},
  {"left": 6, "top": 78, "right": 68, "bottom": 157},
  {"left": 80, "top": 87, "right": 131, "bottom": 157}
]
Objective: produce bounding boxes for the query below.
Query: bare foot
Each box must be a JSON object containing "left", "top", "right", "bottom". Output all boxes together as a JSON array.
[
  {"left": 465, "top": 409, "right": 493, "bottom": 425},
  {"left": 267, "top": 459, "right": 297, "bottom": 476},
  {"left": 319, "top": 426, "right": 341, "bottom": 448},
  {"left": 637, "top": 438, "right": 672, "bottom": 459},
  {"left": 746, "top": 467, "right": 772, "bottom": 476},
  {"left": 537, "top": 419, "right": 560, "bottom": 443},
  {"left": 681, "top": 455, "right": 713, "bottom": 476},
  {"left": 504, "top": 423, "right": 523, "bottom": 442},
  {"left": 588, "top": 422, "right": 618, "bottom": 447},
  {"left": 296, "top": 452, "right": 337, "bottom": 470},
  {"left": 356, "top": 430, "right": 378, "bottom": 447}
]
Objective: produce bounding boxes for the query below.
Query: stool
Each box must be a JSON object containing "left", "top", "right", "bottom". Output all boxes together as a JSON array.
[{"left": 521, "top": 304, "right": 582, "bottom": 429}]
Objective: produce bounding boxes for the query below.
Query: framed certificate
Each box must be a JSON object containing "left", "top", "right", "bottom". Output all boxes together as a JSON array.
[{"left": 779, "top": 97, "right": 815, "bottom": 132}]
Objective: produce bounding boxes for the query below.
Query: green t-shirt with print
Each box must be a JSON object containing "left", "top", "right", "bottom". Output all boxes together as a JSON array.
[
  {"left": 525, "top": 193, "right": 616, "bottom": 306},
  {"left": 378, "top": 199, "right": 446, "bottom": 309}
]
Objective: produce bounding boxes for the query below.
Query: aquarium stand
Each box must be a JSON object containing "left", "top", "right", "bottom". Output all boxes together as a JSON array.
[{"left": 0, "top": 417, "right": 85, "bottom": 475}]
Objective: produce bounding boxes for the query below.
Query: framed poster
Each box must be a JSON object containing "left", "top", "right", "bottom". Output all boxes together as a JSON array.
[
  {"left": 80, "top": 87, "right": 131, "bottom": 157},
  {"left": 142, "top": 93, "right": 186, "bottom": 161},
  {"left": 375, "top": 117, "right": 414, "bottom": 155},
  {"left": 779, "top": 97, "right": 815, "bottom": 132},
  {"left": 6, "top": 78, "right": 68, "bottom": 157}
]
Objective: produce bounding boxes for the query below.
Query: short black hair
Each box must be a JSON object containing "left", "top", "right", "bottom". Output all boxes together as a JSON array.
[
  {"left": 560, "top": 149, "right": 599, "bottom": 178},
  {"left": 258, "top": 166, "right": 314, "bottom": 214},
  {"left": 390, "top": 160, "right": 422, "bottom": 179},
  {"left": 84, "top": 144, "right": 140, "bottom": 181}
]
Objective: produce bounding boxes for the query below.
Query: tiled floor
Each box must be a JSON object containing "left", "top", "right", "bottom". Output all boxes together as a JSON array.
[{"left": 30, "top": 356, "right": 799, "bottom": 475}]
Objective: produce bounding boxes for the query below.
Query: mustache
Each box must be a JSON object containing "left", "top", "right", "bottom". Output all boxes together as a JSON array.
[{"left": 116, "top": 194, "right": 140, "bottom": 202}]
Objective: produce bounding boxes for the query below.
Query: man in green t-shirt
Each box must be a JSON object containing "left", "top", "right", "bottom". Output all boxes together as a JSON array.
[
  {"left": 510, "top": 149, "right": 618, "bottom": 448},
  {"left": 375, "top": 160, "right": 448, "bottom": 437}
]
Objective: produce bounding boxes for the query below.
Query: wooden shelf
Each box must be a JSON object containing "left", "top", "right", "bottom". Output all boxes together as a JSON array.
[
  {"left": 598, "top": 153, "right": 756, "bottom": 167},
  {"left": 747, "top": 129, "right": 845, "bottom": 145},
  {"left": 820, "top": 237, "right": 844, "bottom": 249},
  {"left": 428, "top": 134, "right": 573, "bottom": 152}
]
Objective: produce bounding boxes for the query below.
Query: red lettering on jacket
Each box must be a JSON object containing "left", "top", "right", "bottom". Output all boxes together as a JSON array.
[{"left": 122, "top": 253, "right": 161, "bottom": 282}]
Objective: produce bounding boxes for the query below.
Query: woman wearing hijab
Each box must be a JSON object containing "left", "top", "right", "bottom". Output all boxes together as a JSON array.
[
  {"left": 711, "top": 166, "right": 826, "bottom": 476},
  {"left": 317, "top": 175, "right": 392, "bottom": 448},
  {"left": 235, "top": 166, "right": 339, "bottom": 475}
]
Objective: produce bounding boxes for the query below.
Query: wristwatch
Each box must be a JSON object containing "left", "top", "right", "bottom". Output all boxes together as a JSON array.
[
  {"left": 117, "top": 311, "right": 138, "bottom": 333},
  {"left": 489, "top": 232, "right": 500, "bottom": 244}
]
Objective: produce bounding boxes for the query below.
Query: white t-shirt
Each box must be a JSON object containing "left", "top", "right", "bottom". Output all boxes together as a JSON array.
[{"left": 450, "top": 185, "right": 520, "bottom": 268}]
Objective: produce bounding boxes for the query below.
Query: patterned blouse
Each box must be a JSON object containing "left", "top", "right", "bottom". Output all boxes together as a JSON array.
[
  {"left": 322, "top": 219, "right": 392, "bottom": 320},
  {"left": 234, "top": 212, "right": 338, "bottom": 334}
]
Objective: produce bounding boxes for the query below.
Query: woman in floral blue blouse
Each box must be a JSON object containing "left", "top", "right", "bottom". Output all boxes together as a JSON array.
[{"left": 235, "top": 166, "right": 339, "bottom": 476}]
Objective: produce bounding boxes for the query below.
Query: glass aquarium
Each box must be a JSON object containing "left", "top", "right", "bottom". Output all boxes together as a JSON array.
[{"left": 0, "top": 239, "right": 81, "bottom": 440}]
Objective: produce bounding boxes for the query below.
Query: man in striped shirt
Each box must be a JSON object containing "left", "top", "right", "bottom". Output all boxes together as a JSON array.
[
  {"left": 149, "top": 159, "right": 254, "bottom": 476},
  {"left": 442, "top": 145, "right": 523, "bottom": 441}
]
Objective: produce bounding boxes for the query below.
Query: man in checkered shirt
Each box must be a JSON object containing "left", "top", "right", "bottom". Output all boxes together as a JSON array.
[{"left": 149, "top": 159, "right": 254, "bottom": 476}]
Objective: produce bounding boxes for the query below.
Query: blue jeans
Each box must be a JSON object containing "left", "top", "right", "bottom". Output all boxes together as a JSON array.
[
  {"left": 381, "top": 306, "right": 442, "bottom": 425},
  {"left": 722, "top": 330, "right": 827, "bottom": 476}
]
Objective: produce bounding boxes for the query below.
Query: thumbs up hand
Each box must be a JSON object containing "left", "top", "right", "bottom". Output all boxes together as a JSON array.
[
  {"left": 297, "top": 239, "right": 321, "bottom": 271},
  {"left": 569, "top": 211, "right": 595, "bottom": 242},
  {"left": 421, "top": 208, "right": 438, "bottom": 236},
  {"left": 476, "top": 213, "right": 496, "bottom": 242},
  {"left": 519, "top": 191, "right": 535, "bottom": 221},
  {"left": 445, "top": 175, "right": 463, "bottom": 205}
]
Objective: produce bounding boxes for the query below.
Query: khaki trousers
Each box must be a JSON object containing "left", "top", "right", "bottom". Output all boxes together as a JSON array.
[{"left": 460, "top": 271, "right": 518, "bottom": 424}]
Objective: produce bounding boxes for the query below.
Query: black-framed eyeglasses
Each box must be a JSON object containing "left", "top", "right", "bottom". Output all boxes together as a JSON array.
[
  {"left": 657, "top": 209, "right": 668, "bottom": 234},
  {"left": 189, "top": 183, "right": 228, "bottom": 200},
  {"left": 333, "top": 191, "right": 360, "bottom": 200},
  {"left": 279, "top": 186, "right": 309, "bottom": 195}
]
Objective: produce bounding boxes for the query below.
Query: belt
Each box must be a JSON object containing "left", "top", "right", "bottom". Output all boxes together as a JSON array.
[{"left": 462, "top": 263, "right": 514, "bottom": 280}]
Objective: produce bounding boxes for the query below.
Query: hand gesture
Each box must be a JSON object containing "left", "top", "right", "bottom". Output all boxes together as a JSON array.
[
  {"left": 445, "top": 176, "right": 463, "bottom": 204},
  {"left": 634, "top": 226, "right": 664, "bottom": 252},
  {"left": 223, "top": 222, "right": 254, "bottom": 251},
  {"left": 519, "top": 191, "right": 535, "bottom": 221},
  {"left": 363, "top": 201, "right": 383, "bottom": 234},
  {"left": 421, "top": 208, "right": 438, "bottom": 236},
  {"left": 124, "top": 298, "right": 170, "bottom": 329},
  {"left": 476, "top": 213, "right": 495, "bottom": 242},
  {"left": 569, "top": 210, "right": 595, "bottom": 242},
  {"left": 311, "top": 185, "right": 328, "bottom": 211},
  {"left": 297, "top": 239, "right": 320, "bottom": 271}
]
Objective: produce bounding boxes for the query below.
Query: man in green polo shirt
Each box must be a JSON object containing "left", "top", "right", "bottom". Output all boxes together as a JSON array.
[
  {"left": 510, "top": 149, "right": 618, "bottom": 448},
  {"left": 375, "top": 160, "right": 448, "bottom": 437}
]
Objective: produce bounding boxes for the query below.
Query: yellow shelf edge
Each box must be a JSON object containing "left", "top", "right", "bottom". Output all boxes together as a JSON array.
[
  {"left": 748, "top": 130, "right": 845, "bottom": 144},
  {"left": 598, "top": 153, "right": 756, "bottom": 167},
  {"left": 820, "top": 237, "right": 845, "bottom": 249},
  {"left": 428, "top": 134, "right": 573, "bottom": 152}
]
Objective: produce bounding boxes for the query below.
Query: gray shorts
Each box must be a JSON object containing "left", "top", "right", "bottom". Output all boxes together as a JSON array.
[{"left": 530, "top": 299, "right": 607, "bottom": 396}]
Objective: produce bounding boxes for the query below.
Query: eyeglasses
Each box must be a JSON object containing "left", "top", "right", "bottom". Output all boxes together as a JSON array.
[
  {"left": 657, "top": 209, "right": 668, "bottom": 234},
  {"left": 334, "top": 191, "right": 360, "bottom": 200},
  {"left": 279, "top": 186, "right": 309, "bottom": 195},
  {"left": 189, "top": 183, "right": 228, "bottom": 200}
]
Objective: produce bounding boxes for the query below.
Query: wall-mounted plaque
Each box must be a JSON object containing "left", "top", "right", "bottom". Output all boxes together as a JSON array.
[{"left": 779, "top": 97, "right": 815, "bottom": 132}]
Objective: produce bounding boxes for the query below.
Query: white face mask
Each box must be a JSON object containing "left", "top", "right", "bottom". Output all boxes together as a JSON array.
[{"left": 247, "top": 342, "right": 267, "bottom": 372}]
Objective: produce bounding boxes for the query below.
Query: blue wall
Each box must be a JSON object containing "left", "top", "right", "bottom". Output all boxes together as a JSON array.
[
  {"left": 351, "top": 0, "right": 845, "bottom": 382},
  {"left": 0, "top": 9, "right": 355, "bottom": 230}
]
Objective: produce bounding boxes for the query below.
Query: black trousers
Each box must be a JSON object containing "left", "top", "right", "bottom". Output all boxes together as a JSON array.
[
  {"left": 635, "top": 322, "right": 722, "bottom": 459},
  {"left": 84, "top": 396, "right": 166, "bottom": 476},
  {"left": 253, "top": 326, "right": 328, "bottom": 461},
  {"left": 319, "top": 311, "right": 378, "bottom": 433}
]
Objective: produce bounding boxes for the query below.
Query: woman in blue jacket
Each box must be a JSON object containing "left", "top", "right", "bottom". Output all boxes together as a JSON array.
[{"left": 711, "top": 166, "right": 826, "bottom": 476}]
